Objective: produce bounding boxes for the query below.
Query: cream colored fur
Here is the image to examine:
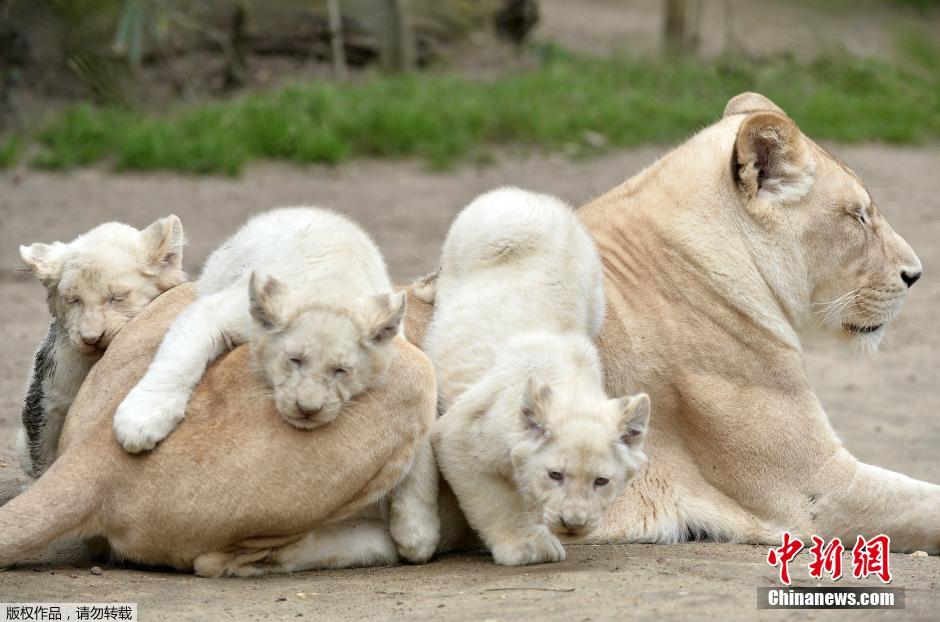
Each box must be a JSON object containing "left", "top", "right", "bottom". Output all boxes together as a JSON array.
[
  {"left": 111, "top": 207, "right": 438, "bottom": 566},
  {"left": 3, "top": 92, "right": 935, "bottom": 576},
  {"left": 0, "top": 285, "right": 438, "bottom": 573},
  {"left": 425, "top": 188, "right": 650, "bottom": 565},
  {"left": 114, "top": 207, "right": 405, "bottom": 450},
  {"left": 566, "top": 91, "right": 934, "bottom": 550},
  {"left": 17, "top": 216, "right": 186, "bottom": 477}
]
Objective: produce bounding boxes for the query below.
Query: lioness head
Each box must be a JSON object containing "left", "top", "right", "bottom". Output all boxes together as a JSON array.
[
  {"left": 510, "top": 378, "right": 650, "bottom": 539},
  {"left": 19, "top": 216, "right": 186, "bottom": 354},
  {"left": 248, "top": 272, "right": 406, "bottom": 429},
  {"left": 725, "top": 92, "right": 923, "bottom": 351}
]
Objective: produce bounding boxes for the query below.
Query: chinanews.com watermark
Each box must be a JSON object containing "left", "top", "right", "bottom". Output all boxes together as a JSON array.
[{"left": 760, "top": 532, "right": 904, "bottom": 610}]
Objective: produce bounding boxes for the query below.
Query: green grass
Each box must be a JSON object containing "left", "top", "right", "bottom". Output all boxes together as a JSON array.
[
  {"left": 12, "top": 45, "right": 940, "bottom": 175},
  {"left": 0, "top": 135, "right": 23, "bottom": 168}
]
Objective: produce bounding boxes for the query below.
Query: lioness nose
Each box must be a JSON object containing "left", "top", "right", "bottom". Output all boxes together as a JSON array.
[
  {"left": 901, "top": 269, "right": 922, "bottom": 288},
  {"left": 296, "top": 402, "right": 322, "bottom": 418}
]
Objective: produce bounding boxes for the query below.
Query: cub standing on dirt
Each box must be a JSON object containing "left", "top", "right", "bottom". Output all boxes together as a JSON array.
[
  {"left": 421, "top": 187, "right": 650, "bottom": 566},
  {"left": 17, "top": 216, "right": 186, "bottom": 478},
  {"left": 112, "top": 206, "right": 439, "bottom": 564}
]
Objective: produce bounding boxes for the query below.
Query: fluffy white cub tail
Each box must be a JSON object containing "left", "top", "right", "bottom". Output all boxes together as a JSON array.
[{"left": 442, "top": 187, "right": 576, "bottom": 274}]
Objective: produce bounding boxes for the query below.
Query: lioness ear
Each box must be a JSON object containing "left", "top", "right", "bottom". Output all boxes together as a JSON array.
[
  {"left": 365, "top": 291, "right": 406, "bottom": 345},
  {"left": 248, "top": 271, "right": 288, "bottom": 332},
  {"left": 734, "top": 111, "right": 814, "bottom": 206},
  {"left": 520, "top": 377, "right": 552, "bottom": 437},
  {"left": 617, "top": 393, "right": 650, "bottom": 448},
  {"left": 723, "top": 92, "right": 785, "bottom": 118},
  {"left": 20, "top": 242, "right": 66, "bottom": 286},
  {"left": 141, "top": 215, "right": 184, "bottom": 270}
]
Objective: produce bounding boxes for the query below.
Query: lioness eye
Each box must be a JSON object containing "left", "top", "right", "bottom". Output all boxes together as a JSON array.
[
  {"left": 333, "top": 367, "right": 348, "bottom": 379},
  {"left": 594, "top": 477, "right": 610, "bottom": 487},
  {"left": 110, "top": 292, "right": 128, "bottom": 303},
  {"left": 289, "top": 356, "right": 305, "bottom": 368},
  {"left": 548, "top": 470, "right": 564, "bottom": 482}
]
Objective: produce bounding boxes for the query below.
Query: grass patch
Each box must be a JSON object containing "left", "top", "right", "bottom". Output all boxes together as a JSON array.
[
  {"left": 20, "top": 47, "right": 940, "bottom": 175},
  {"left": 0, "top": 135, "right": 23, "bottom": 168}
]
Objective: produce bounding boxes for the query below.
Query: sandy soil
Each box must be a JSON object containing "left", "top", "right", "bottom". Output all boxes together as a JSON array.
[{"left": 0, "top": 143, "right": 938, "bottom": 619}]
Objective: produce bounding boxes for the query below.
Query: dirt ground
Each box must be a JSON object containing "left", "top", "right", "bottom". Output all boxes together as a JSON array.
[{"left": 0, "top": 143, "right": 938, "bottom": 620}]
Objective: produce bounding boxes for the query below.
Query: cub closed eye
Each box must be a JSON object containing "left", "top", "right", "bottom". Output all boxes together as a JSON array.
[
  {"left": 289, "top": 357, "right": 305, "bottom": 368},
  {"left": 594, "top": 477, "right": 610, "bottom": 487},
  {"left": 548, "top": 470, "right": 564, "bottom": 482},
  {"left": 333, "top": 367, "right": 348, "bottom": 379}
]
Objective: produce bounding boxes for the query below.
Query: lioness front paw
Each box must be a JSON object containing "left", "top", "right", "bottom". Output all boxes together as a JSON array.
[
  {"left": 113, "top": 387, "right": 188, "bottom": 453},
  {"left": 491, "top": 532, "right": 565, "bottom": 566}
]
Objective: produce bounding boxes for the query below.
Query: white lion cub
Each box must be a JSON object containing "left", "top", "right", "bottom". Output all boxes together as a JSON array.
[
  {"left": 113, "top": 207, "right": 405, "bottom": 450},
  {"left": 423, "top": 187, "right": 650, "bottom": 566},
  {"left": 113, "top": 207, "right": 439, "bottom": 564},
  {"left": 17, "top": 216, "right": 186, "bottom": 478}
]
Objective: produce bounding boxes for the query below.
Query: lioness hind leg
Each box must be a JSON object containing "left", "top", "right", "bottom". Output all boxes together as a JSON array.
[{"left": 194, "top": 519, "right": 399, "bottom": 578}]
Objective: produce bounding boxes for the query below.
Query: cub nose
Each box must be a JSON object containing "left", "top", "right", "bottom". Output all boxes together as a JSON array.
[
  {"left": 901, "top": 269, "right": 922, "bottom": 288},
  {"left": 296, "top": 402, "right": 322, "bottom": 418},
  {"left": 81, "top": 333, "right": 103, "bottom": 346},
  {"left": 560, "top": 517, "right": 587, "bottom": 533}
]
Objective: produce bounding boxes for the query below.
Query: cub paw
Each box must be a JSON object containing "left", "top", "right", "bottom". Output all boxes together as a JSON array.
[
  {"left": 390, "top": 516, "right": 440, "bottom": 564},
  {"left": 492, "top": 532, "right": 565, "bottom": 566},
  {"left": 193, "top": 552, "right": 233, "bottom": 578},
  {"left": 113, "top": 387, "right": 187, "bottom": 453}
]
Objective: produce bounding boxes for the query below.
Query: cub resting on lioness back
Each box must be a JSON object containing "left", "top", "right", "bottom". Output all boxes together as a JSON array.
[
  {"left": 113, "top": 207, "right": 406, "bottom": 450},
  {"left": 111, "top": 206, "right": 439, "bottom": 566},
  {"left": 423, "top": 187, "right": 650, "bottom": 566},
  {"left": 16, "top": 216, "right": 186, "bottom": 478}
]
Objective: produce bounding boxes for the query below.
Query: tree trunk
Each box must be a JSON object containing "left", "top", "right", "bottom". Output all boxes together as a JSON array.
[{"left": 326, "top": 0, "right": 348, "bottom": 79}]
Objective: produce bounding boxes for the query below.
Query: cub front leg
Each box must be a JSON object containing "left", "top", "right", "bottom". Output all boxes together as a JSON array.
[
  {"left": 113, "top": 287, "right": 250, "bottom": 453},
  {"left": 457, "top": 471, "right": 563, "bottom": 566},
  {"left": 388, "top": 438, "right": 440, "bottom": 563}
]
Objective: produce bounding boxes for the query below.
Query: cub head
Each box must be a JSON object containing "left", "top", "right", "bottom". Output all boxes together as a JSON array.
[
  {"left": 726, "top": 92, "right": 923, "bottom": 351},
  {"left": 19, "top": 216, "right": 186, "bottom": 354},
  {"left": 510, "top": 378, "right": 650, "bottom": 540},
  {"left": 248, "top": 271, "right": 406, "bottom": 430}
]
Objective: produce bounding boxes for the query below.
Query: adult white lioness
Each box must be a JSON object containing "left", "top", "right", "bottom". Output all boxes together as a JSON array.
[
  {"left": 428, "top": 92, "right": 934, "bottom": 552},
  {"left": 0, "top": 92, "right": 934, "bottom": 571},
  {"left": 571, "top": 91, "right": 932, "bottom": 550}
]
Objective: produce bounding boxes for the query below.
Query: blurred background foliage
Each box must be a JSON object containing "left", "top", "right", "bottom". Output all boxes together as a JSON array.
[{"left": 0, "top": 0, "right": 938, "bottom": 173}]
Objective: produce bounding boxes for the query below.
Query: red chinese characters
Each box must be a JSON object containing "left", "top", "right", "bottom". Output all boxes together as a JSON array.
[
  {"left": 808, "top": 535, "right": 845, "bottom": 580},
  {"left": 766, "top": 533, "right": 892, "bottom": 585},
  {"left": 852, "top": 535, "right": 892, "bottom": 583},
  {"left": 767, "top": 532, "right": 805, "bottom": 585}
]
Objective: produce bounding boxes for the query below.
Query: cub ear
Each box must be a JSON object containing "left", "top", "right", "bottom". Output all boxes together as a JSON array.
[
  {"left": 734, "top": 111, "right": 814, "bottom": 207},
  {"left": 365, "top": 291, "right": 406, "bottom": 346},
  {"left": 248, "top": 271, "right": 289, "bottom": 333},
  {"left": 141, "top": 215, "right": 185, "bottom": 270},
  {"left": 520, "top": 376, "right": 552, "bottom": 437},
  {"left": 723, "top": 92, "right": 785, "bottom": 118},
  {"left": 617, "top": 393, "right": 650, "bottom": 448},
  {"left": 20, "top": 242, "right": 65, "bottom": 286}
]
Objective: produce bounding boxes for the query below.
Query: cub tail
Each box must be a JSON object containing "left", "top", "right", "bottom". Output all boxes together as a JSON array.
[{"left": 444, "top": 187, "right": 573, "bottom": 272}]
